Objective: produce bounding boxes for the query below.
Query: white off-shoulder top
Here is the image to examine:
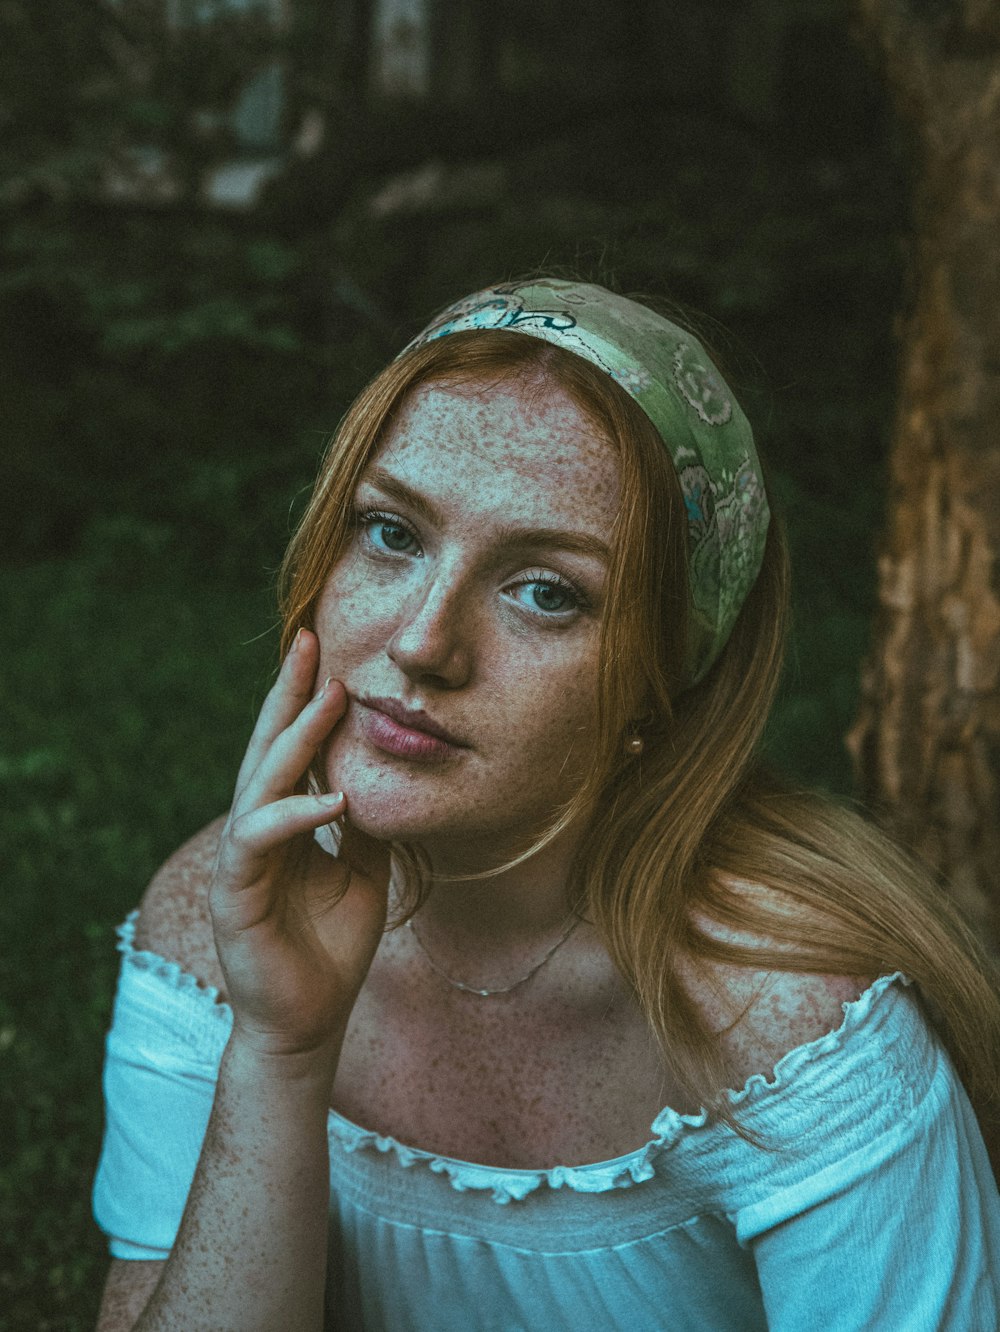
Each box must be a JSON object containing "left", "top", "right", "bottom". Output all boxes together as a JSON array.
[{"left": 93, "top": 913, "right": 1000, "bottom": 1330}]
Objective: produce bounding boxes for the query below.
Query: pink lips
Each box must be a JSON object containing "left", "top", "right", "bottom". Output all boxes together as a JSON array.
[{"left": 357, "top": 696, "right": 467, "bottom": 762}]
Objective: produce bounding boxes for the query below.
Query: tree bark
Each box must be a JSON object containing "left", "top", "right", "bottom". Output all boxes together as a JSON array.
[{"left": 848, "top": 0, "right": 1000, "bottom": 954}]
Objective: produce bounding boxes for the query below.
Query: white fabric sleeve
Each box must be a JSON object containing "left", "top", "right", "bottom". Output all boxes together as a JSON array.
[
  {"left": 91, "top": 932, "right": 232, "bottom": 1260},
  {"left": 736, "top": 1029, "right": 1000, "bottom": 1329}
]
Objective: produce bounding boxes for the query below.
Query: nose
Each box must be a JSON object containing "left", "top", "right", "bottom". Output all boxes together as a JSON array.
[{"left": 386, "top": 570, "right": 474, "bottom": 688}]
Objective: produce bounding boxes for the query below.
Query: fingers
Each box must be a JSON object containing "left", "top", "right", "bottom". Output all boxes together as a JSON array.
[
  {"left": 239, "top": 673, "right": 347, "bottom": 813},
  {"left": 220, "top": 629, "right": 357, "bottom": 895},
  {"left": 233, "top": 628, "right": 320, "bottom": 797},
  {"left": 218, "top": 791, "right": 347, "bottom": 883},
  {"left": 235, "top": 629, "right": 348, "bottom": 809}
]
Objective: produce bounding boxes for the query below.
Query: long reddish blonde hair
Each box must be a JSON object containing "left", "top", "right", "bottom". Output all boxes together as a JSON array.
[{"left": 279, "top": 326, "right": 1000, "bottom": 1149}]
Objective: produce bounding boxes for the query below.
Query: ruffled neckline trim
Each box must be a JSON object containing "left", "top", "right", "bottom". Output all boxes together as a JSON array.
[
  {"left": 117, "top": 909, "right": 229, "bottom": 1008},
  {"left": 115, "top": 911, "right": 910, "bottom": 1205}
]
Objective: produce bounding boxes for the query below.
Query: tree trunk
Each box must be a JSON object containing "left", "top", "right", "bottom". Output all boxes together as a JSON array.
[{"left": 848, "top": 1, "right": 1000, "bottom": 956}]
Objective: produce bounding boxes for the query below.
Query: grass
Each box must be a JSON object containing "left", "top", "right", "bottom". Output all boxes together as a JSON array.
[{"left": 0, "top": 546, "right": 277, "bottom": 1330}]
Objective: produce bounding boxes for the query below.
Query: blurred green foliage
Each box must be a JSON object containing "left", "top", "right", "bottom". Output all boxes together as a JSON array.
[
  {"left": 0, "top": 2, "right": 907, "bottom": 1325},
  {"left": 0, "top": 552, "right": 277, "bottom": 1328}
]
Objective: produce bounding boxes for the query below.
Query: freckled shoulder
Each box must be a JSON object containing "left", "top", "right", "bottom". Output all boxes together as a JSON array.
[
  {"left": 679, "top": 880, "right": 871, "bottom": 1093},
  {"left": 132, "top": 814, "right": 228, "bottom": 993}
]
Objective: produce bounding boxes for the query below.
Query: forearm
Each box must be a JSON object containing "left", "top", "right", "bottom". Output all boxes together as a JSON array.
[{"left": 135, "top": 1034, "right": 337, "bottom": 1332}]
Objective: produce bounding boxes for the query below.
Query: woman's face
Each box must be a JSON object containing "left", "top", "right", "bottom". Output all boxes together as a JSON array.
[{"left": 314, "top": 373, "right": 621, "bottom": 862}]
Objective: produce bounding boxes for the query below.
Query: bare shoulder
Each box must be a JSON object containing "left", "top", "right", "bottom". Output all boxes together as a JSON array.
[
  {"left": 132, "top": 814, "right": 228, "bottom": 992},
  {"left": 681, "top": 878, "right": 872, "bottom": 1092},
  {"left": 95, "top": 1259, "right": 163, "bottom": 1332}
]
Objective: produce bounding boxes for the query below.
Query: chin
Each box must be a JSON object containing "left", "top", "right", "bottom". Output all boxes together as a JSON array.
[
  {"left": 325, "top": 749, "right": 449, "bottom": 841},
  {"left": 324, "top": 737, "right": 544, "bottom": 851},
  {"left": 340, "top": 789, "right": 422, "bottom": 841}
]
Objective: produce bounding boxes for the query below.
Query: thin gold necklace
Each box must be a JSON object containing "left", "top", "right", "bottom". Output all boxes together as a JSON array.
[{"left": 406, "top": 915, "right": 581, "bottom": 997}]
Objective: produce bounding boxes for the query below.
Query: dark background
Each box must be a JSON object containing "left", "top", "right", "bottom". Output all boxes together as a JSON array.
[{"left": 0, "top": 2, "right": 908, "bottom": 1325}]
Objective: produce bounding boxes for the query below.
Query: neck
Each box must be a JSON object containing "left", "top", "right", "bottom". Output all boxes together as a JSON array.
[{"left": 397, "top": 823, "right": 585, "bottom": 961}]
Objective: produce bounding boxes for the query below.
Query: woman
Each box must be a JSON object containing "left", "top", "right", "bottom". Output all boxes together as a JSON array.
[{"left": 93, "top": 279, "right": 1000, "bottom": 1330}]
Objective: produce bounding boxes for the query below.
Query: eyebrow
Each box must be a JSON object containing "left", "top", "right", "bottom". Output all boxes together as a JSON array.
[{"left": 361, "top": 466, "right": 611, "bottom": 562}]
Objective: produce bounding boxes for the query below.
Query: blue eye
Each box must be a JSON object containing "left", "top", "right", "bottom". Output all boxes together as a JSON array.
[
  {"left": 510, "top": 574, "right": 584, "bottom": 617},
  {"left": 358, "top": 509, "right": 419, "bottom": 554},
  {"left": 376, "top": 522, "right": 414, "bottom": 553},
  {"left": 531, "top": 581, "right": 574, "bottom": 613}
]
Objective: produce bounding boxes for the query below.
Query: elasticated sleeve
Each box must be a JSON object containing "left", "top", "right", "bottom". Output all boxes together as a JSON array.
[
  {"left": 92, "top": 922, "right": 232, "bottom": 1260},
  {"left": 746, "top": 1073, "right": 998, "bottom": 1328},
  {"left": 706, "top": 984, "right": 1000, "bottom": 1330}
]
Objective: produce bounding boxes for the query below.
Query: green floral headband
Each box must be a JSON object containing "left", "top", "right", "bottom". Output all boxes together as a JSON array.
[{"left": 401, "top": 279, "right": 770, "bottom": 686}]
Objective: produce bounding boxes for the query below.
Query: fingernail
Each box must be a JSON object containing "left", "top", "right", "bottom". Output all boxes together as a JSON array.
[
  {"left": 314, "top": 675, "right": 333, "bottom": 701},
  {"left": 292, "top": 627, "right": 303, "bottom": 651},
  {"left": 317, "top": 790, "right": 344, "bottom": 806}
]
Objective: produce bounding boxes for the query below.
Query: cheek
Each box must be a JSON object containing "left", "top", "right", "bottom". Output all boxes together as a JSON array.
[
  {"left": 511, "top": 663, "right": 601, "bottom": 761},
  {"left": 314, "top": 565, "right": 392, "bottom": 661}
]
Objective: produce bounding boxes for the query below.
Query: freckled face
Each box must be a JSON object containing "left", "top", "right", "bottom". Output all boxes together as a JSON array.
[{"left": 313, "top": 376, "right": 620, "bottom": 861}]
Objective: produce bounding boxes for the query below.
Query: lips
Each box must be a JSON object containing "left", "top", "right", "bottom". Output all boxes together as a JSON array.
[
  {"left": 356, "top": 697, "right": 468, "bottom": 761},
  {"left": 358, "top": 695, "right": 468, "bottom": 748}
]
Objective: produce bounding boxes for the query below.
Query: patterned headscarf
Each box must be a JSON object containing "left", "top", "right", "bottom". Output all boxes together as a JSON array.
[{"left": 400, "top": 279, "right": 770, "bottom": 686}]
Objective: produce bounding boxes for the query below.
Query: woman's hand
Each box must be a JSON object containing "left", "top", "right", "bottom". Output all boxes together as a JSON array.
[{"left": 209, "top": 628, "right": 391, "bottom": 1069}]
